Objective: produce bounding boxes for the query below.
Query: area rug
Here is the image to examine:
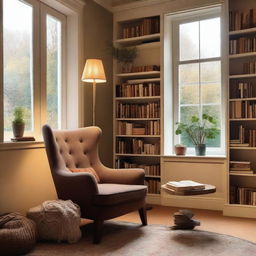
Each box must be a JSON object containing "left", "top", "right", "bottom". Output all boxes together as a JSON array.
[{"left": 27, "top": 221, "right": 256, "bottom": 256}]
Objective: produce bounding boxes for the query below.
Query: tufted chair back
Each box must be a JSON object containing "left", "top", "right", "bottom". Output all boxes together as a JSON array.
[{"left": 42, "top": 125, "right": 102, "bottom": 198}]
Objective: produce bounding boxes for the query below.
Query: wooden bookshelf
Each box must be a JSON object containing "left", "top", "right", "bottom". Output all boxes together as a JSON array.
[
  {"left": 113, "top": 15, "right": 162, "bottom": 199},
  {"left": 227, "top": 0, "right": 256, "bottom": 216}
]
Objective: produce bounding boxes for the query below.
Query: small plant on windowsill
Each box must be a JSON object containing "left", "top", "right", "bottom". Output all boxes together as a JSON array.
[
  {"left": 175, "top": 114, "right": 220, "bottom": 156},
  {"left": 12, "top": 107, "right": 25, "bottom": 138}
]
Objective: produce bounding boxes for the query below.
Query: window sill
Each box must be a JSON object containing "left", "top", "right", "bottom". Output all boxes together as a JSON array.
[
  {"left": 163, "top": 154, "right": 227, "bottom": 160},
  {"left": 0, "top": 141, "right": 45, "bottom": 151}
]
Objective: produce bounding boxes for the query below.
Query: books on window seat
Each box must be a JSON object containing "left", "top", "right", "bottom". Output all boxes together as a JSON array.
[
  {"left": 11, "top": 136, "right": 35, "bottom": 142},
  {"left": 165, "top": 180, "right": 205, "bottom": 192}
]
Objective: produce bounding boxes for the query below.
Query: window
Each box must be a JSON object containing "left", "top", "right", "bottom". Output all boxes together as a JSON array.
[
  {"left": 165, "top": 6, "right": 225, "bottom": 155},
  {"left": 2, "top": 0, "right": 66, "bottom": 140}
]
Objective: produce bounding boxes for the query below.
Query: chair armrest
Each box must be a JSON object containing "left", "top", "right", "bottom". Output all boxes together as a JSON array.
[
  {"left": 97, "top": 166, "right": 145, "bottom": 185},
  {"left": 54, "top": 170, "right": 99, "bottom": 209}
]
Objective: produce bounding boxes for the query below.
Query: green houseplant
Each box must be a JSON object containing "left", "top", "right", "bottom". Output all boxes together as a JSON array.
[
  {"left": 175, "top": 114, "right": 219, "bottom": 156},
  {"left": 12, "top": 107, "right": 25, "bottom": 138},
  {"left": 107, "top": 42, "right": 137, "bottom": 73}
]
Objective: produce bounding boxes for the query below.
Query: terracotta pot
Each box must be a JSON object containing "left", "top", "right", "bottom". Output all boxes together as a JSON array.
[
  {"left": 12, "top": 123, "right": 25, "bottom": 138},
  {"left": 174, "top": 146, "right": 187, "bottom": 155}
]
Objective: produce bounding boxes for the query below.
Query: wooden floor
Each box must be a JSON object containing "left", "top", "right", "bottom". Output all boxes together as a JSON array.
[{"left": 113, "top": 205, "right": 256, "bottom": 243}]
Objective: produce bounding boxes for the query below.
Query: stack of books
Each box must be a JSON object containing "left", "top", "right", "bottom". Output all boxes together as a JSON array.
[
  {"left": 172, "top": 209, "right": 200, "bottom": 230},
  {"left": 165, "top": 180, "right": 205, "bottom": 192},
  {"left": 11, "top": 137, "right": 35, "bottom": 142},
  {"left": 230, "top": 161, "right": 254, "bottom": 175}
]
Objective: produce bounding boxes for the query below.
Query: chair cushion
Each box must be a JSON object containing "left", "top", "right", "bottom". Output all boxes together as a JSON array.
[
  {"left": 93, "top": 184, "right": 147, "bottom": 206},
  {"left": 69, "top": 167, "right": 100, "bottom": 183}
]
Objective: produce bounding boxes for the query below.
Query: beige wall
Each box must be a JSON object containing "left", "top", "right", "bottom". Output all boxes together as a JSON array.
[
  {"left": 0, "top": 147, "right": 57, "bottom": 214},
  {"left": 83, "top": 0, "right": 113, "bottom": 168},
  {"left": 0, "top": 0, "right": 113, "bottom": 215}
]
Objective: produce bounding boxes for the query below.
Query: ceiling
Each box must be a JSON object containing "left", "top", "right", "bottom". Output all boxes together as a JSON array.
[{"left": 104, "top": 0, "right": 145, "bottom": 7}]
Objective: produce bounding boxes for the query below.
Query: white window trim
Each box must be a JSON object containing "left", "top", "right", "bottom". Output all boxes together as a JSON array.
[
  {"left": 0, "top": 0, "right": 85, "bottom": 149},
  {"left": 164, "top": 5, "right": 226, "bottom": 156}
]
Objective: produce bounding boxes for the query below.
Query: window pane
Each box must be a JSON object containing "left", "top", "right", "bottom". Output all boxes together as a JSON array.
[
  {"left": 3, "top": 0, "right": 33, "bottom": 138},
  {"left": 180, "top": 105, "right": 200, "bottom": 147},
  {"left": 200, "top": 18, "right": 220, "bottom": 59},
  {"left": 202, "top": 105, "right": 221, "bottom": 147},
  {"left": 201, "top": 61, "right": 221, "bottom": 104},
  {"left": 179, "top": 63, "right": 199, "bottom": 104},
  {"left": 46, "top": 15, "right": 62, "bottom": 129},
  {"left": 179, "top": 21, "right": 199, "bottom": 61}
]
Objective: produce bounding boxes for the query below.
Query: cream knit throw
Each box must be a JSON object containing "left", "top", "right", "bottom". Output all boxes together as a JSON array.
[{"left": 27, "top": 200, "right": 81, "bottom": 243}]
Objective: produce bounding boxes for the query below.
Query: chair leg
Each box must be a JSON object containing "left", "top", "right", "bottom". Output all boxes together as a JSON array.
[
  {"left": 138, "top": 207, "right": 147, "bottom": 226},
  {"left": 93, "top": 220, "right": 104, "bottom": 244}
]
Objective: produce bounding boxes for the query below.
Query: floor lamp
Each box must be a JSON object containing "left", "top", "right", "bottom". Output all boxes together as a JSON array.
[{"left": 81, "top": 59, "right": 106, "bottom": 126}]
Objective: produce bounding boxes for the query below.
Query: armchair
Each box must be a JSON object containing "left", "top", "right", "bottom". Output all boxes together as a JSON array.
[{"left": 42, "top": 125, "right": 147, "bottom": 243}]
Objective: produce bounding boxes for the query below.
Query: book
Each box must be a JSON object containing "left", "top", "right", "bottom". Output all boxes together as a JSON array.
[
  {"left": 165, "top": 180, "right": 205, "bottom": 191},
  {"left": 11, "top": 137, "right": 35, "bottom": 142}
]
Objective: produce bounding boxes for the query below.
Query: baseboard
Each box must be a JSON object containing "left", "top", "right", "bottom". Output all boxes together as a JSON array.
[
  {"left": 223, "top": 204, "right": 256, "bottom": 218},
  {"left": 146, "top": 194, "right": 161, "bottom": 205}
]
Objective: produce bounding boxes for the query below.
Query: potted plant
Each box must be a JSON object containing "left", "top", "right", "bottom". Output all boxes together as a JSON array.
[
  {"left": 175, "top": 114, "right": 219, "bottom": 156},
  {"left": 174, "top": 144, "right": 187, "bottom": 155},
  {"left": 107, "top": 42, "right": 137, "bottom": 73},
  {"left": 12, "top": 107, "right": 25, "bottom": 138}
]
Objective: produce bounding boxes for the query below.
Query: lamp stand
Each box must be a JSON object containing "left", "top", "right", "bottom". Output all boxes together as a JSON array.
[{"left": 92, "top": 80, "right": 96, "bottom": 126}]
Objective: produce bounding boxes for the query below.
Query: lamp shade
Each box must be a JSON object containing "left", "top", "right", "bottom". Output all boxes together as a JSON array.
[{"left": 81, "top": 59, "right": 106, "bottom": 83}]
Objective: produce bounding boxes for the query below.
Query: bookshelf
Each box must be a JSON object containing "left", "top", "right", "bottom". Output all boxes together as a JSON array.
[
  {"left": 227, "top": 0, "right": 256, "bottom": 216},
  {"left": 113, "top": 15, "right": 162, "bottom": 201}
]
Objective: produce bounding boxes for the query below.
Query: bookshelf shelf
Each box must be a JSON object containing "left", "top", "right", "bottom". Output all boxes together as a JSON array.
[
  {"left": 230, "top": 173, "right": 256, "bottom": 176},
  {"left": 115, "top": 33, "right": 160, "bottom": 45},
  {"left": 116, "top": 96, "right": 161, "bottom": 101},
  {"left": 229, "top": 27, "right": 256, "bottom": 36},
  {"left": 229, "top": 97, "right": 256, "bottom": 101},
  {"left": 230, "top": 147, "right": 256, "bottom": 150},
  {"left": 126, "top": 78, "right": 160, "bottom": 83},
  {"left": 116, "top": 118, "right": 160, "bottom": 121},
  {"left": 229, "top": 118, "right": 256, "bottom": 121},
  {"left": 229, "top": 74, "right": 256, "bottom": 79},
  {"left": 115, "top": 153, "right": 161, "bottom": 157},
  {"left": 116, "top": 135, "right": 160, "bottom": 138},
  {"left": 116, "top": 71, "right": 160, "bottom": 78},
  {"left": 229, "top": 52, "right": 256, "bottom": 59},
  {"left": 145, "top": 175, "right": 161, "bottom": 178}
]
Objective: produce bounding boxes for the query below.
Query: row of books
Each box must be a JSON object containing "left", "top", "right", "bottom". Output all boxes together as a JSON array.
[
  {"left": 229, "top": 100, "right": 256, "bottom": 118},
  {"left": 116, "top": 102, "right": 160, "bottom": 118},
  {"left": 229, "top": 9, "right": 256, "bottom": 31},
  {"left": 145, "top": 179, "right": 161, "bottom": 194},
  {"left": 230, "top": 125, "right": 256, "bottom": 148},
  {"left": 116, "top": 82, "right": 160, "bottom": 97},
  {"left": 243, "top": 61, "right": 256, "bottom": 74},
  {"left": 122, "top": 162, "right": 160, "bottom": 176},
  {"left": 229, "top": 37, "right": 256, "bottom": 55},
  {"left": 230, "top": 186, "right": 256, "bottom": 205},
  {"left": 116, "top": 121, "right": 160, "bottom": 135},
  {"left": 121, "top": 16, "right": 160, "bottom": 39},
  {"left": 116, "top": 139, "right": 160, "bottom": 155},
  {"left": 124, "top": 65, "right": 160, "bottom": 73},
  {"left": 230, "top": 82, "right": 255, "bottom": 99},
  {"left": 229, "top": 161, "right": 253, "bottom": 175}
]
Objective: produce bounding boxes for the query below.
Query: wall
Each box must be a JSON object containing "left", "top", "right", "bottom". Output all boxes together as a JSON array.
[
  {"left": 0, "top": 0, "right": 113, "bottom": 215},
  {"left": 83, "top": 0, "right": 113, "bottom": 168}
]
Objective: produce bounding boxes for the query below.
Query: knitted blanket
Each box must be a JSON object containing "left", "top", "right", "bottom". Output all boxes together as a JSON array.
[{"left": 28, "top": 200, "right": 81, "bottom": 243}]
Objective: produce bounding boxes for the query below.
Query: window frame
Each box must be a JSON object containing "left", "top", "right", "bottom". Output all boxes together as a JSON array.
[
  {"left": 2, "top": 0, "right": 67, "bottom": 141},
  {"left": 164, "top": 5, "right": 226, "bottom": 156}
]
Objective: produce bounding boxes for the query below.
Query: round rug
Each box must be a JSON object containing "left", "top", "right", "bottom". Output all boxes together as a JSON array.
[{"left": 27, "top": 221, "right": 256, "bottom": 256}]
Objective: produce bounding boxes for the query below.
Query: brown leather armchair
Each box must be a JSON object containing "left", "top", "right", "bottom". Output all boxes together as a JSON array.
[{"left": 42, "top": 125, "right": 147, "bottom": 243}]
